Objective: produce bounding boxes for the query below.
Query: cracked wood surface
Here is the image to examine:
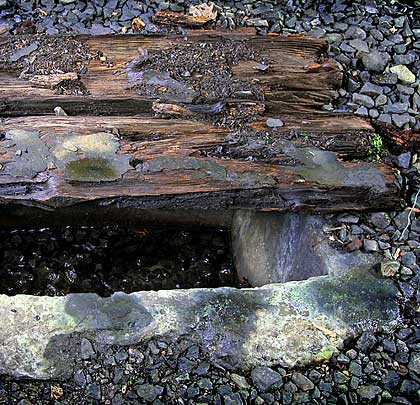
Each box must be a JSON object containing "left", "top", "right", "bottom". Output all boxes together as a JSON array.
[
  {"left": 0, "top": 115, "right": 399, "bottom": 215},
  {"left": 0, "top": 32, "right": 340, "bottom": 116}
]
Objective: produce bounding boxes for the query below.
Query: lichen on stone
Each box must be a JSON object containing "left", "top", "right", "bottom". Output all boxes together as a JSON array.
[{"left": 1, "top": 130, "right": 50, "bottom": 178}]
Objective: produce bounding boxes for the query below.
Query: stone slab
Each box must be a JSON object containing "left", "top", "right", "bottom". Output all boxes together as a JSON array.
[{"left": 0, "top": 268, "right": 400, "bottom": 380}]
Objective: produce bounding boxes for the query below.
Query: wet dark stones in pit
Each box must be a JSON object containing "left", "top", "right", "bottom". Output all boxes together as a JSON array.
[
  {"left": 0, "top": 226, "right": 237, "bottom": 296},
  {"left": 127, "top": 39, "right": 266, "bottom": 105}
]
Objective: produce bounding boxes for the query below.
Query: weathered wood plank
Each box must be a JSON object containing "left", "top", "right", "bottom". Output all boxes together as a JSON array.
[
  {"left": 0, "top": 32, "right": 339, "bottom": 116},
  {"left": 0, "top": 116, "right": 400, "bottom": 215},
  {"left": 2, "top": 114, "right": 374, "bottom": 159}
]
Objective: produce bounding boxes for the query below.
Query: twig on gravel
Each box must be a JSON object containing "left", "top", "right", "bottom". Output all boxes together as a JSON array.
[{"left": 399, "top": 188, "right": 420, "bottom": 240}]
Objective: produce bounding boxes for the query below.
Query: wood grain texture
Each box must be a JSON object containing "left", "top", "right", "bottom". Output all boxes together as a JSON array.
[
  {"left": 0, "top": 32, "right": 338, "bottom": 116},
  {"left": 0, "top": 115, "right": 399, "bottom": 215}
]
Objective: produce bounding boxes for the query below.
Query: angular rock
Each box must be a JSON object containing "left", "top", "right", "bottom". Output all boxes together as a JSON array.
[
  {"left": 381, "top": 261, "right": 400, "bottom": 277},
  {"left": 394, "top": 54, "right": 417, "bottom": 65},
  {"left": 383, "top": 102, "right": 409, "bottom": 114},
  {"left": 291, "top": 372, "right": 314, "bottom": 391},
  {"left": 360, "top": 82, "right": 383, "bottom": 97},
  {"left": 230, "top": 374, "right": 250, "bottom": 390},
  {"left": 251, "top": 366, "right": 282, "bottom": 392},
  {"left": 357, "top": 385, "right": 381, "bottom": 400},
  {"left": 401, "top": 252, "right": 416, "bottom": 266},
  {"left": 392, "top": 114, "right": 411, "bottom": 128},
  {"left": 355, "top": 106, "right": 368, "bottom": 117},
  {"left": 136, "top": 384, "right": 164, "bottom": 402},
  {"left": 369, "top": 212, "right": 391, "bottom": 229},
  {"left": 80, "top": 338, "right": 95, "bottom": 360},
  {"left": 397, "top": 152, "right": 411, "bottom": 169},
  {"left": 375, "top": 94, "right": 387, "bottom": 106},
  {"left": 352, "top": 93, "right": 375, "bottom": 108},
  {"left": 378, "top": 113, "right": 392, "bottom": 124},
  {"left": 389, "top": 65, "right": 416, "bottom": 84},
  {"left": 372, "top": 72, "right": 398, "bottom": 85},
  {"left": 361, "top": 50, "right": 389, "bottom": 73},
  {"left": 363, "top": 239, "right": 378, "bottom": 252},
  {"left": 408, "top": 352, "right": 420, "bottom": 375},
  {"left": 350, "top": 39, "right": 369, "bottom": 53},
  {"left": 383, "top": 370, "right": 400, "bottom": 390}
]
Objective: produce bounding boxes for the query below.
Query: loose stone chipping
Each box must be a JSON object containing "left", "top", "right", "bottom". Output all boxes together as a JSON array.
[
  {"left": 127, "top": 39, "right": 265, "bottom": 104},
  {"left": 0, "top": 267, "right": 399, "bottom": 380}
]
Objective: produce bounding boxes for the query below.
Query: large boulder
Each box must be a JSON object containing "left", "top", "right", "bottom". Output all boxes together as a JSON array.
[{"left": 231, "top": 211, "right": 379, "bottom": 286}]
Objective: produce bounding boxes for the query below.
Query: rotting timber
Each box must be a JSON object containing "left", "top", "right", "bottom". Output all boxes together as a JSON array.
[{"left": 0, "top": 30, "right": 400, "bottom": 228}]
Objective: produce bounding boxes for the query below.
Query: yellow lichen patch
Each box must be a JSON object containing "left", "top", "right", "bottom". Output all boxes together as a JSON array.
[{"left": 52, "top": 132, "right": 119, "bottom": 162}]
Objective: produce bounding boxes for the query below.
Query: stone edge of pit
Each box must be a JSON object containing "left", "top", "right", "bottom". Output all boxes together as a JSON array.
[{"left": 0, "top": 267, "right": 401, "bottom": 380}]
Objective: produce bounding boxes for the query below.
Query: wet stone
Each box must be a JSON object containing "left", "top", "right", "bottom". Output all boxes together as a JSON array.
[
  {"left": 0, "top": 226, "right": 236, "bottom": 296},
  {"left": 251, "top": 366, "right": 282, "bottom": 392},
  {"left": 291, "top": 372, "right": 314, "bottom": 391},
  {"left": 136, "top": 384, "right": 163, "bottom": 402},
  {"left": 80, "top": 338, "right": 95, "bottom": 360}
]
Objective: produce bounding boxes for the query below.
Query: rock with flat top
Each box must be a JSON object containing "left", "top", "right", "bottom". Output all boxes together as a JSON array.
[
  {"left": 0, "top": 265, "right": 399, "bottom": 380},
  {"left": 390, "top": 65, "right": 416, "bottom": 84}
]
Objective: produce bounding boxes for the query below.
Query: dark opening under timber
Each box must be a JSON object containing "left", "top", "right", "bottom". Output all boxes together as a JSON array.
[{"left": 0, "top": 226, "right": 238, "bottom": 297}]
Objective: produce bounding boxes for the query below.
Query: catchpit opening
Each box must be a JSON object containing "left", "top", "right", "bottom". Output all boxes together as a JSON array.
[
  {"left": 0, "top": 212, "right": 356, "bottom": 297},
  {"left": 0, "top": 225, "right": 240, "bottom": 297}
]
